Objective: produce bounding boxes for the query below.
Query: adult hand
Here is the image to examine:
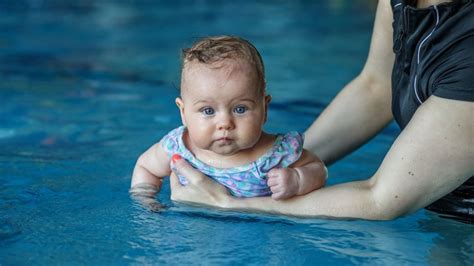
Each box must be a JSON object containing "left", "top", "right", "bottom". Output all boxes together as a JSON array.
[{"left": 169, "top": 155, "right": 231, "bottom": 208}]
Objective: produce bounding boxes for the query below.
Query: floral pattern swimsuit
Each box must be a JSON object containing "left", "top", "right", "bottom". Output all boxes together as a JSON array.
[{"left": 160, "top": 126, "right": 304, "bottom": 197}]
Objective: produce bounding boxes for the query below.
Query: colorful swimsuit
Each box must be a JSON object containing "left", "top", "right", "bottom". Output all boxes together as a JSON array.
[{"left": 160, "top": 126, "right": 304, "bottom": 197}]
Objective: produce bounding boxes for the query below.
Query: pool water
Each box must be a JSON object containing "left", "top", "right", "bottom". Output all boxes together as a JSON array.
[{"left": 1, "top": 1, "right": 472, "bottom": 265}]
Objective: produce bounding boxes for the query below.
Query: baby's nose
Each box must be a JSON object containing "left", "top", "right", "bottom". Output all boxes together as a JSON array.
[{"left": 217, "top": 114, "right": 235, "bottom": 130}]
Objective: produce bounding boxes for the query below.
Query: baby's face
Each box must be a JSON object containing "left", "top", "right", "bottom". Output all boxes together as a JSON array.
[{"left": 177, "top": 59, "right": 269, "bottom": 156}]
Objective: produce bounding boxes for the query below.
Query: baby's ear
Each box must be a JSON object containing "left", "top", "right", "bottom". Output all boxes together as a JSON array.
[
  {"left": 265, "top": 94, "right": 272, "bottom": 105},
  {"left": 175, "top": 97, "right": 187, "bottom": 127},
  {"left": 264, "top": 94, "right": 272, "bottom": 123}
]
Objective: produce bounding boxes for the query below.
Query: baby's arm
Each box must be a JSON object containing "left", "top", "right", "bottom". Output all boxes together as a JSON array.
[
  {"left": 130, "top": 142, "right": 172, "bottom": 210},
  {"left": 267, "top": 150, "right": 327, "bottom": 200}
]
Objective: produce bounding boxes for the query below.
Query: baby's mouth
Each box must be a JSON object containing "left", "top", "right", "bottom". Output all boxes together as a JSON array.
[{"left": 215, "top": 137, "right": 233, "bottom": 144}]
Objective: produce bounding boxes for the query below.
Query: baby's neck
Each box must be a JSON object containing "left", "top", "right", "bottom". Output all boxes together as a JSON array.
[
  {"left": 187, "top": 132, "right": 276, "bottom": 169},
  {"left": 196, "top": 149, "right": 254, "bottom": 169}
]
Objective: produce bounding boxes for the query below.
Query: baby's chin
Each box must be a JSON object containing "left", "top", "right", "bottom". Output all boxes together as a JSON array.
[
  {"left": 208, "top": 142, "right": 251, "bottom": 156},
  {"left": 209, "top": 146, "right": 241, "bottom": 156},
  {"left": 210, "top": 144, "right": 260, "bottom": 158}
]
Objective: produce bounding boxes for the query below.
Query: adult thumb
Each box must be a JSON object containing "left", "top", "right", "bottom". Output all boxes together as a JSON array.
[
  {"left": 171, "top": 154, "right": 202, "bottom": 185},
  {"left": 169, "top": 171, "right": 181, "bottom": 191}
]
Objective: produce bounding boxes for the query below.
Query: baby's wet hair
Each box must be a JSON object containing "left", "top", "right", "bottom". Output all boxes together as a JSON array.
[{"left": 181, "top": 35, "right": 266, "bottom": 94}]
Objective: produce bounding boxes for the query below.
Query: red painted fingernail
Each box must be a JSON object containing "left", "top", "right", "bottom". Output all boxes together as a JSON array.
[{"left": 172, "top": 154, "right": 182, "bottom": 163}]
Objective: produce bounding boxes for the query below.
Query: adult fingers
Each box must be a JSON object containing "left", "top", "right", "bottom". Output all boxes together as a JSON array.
[
  {"left": 169, "top": 172, "right": 186, "bottom": 202},
  {"left": 172, "top": 154, "right": 203, "bottom": 185}
]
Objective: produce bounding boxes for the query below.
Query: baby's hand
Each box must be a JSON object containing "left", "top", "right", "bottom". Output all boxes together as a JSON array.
[{"left": 267, "top": 168, "right": 301, "bottom": 200}]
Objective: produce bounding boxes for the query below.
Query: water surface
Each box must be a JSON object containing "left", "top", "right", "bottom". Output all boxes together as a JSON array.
[{"left": 1, "top": 1, "right": 472, "bottom": 265}]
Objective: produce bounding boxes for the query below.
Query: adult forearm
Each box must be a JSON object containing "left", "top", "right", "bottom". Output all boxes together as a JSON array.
[
  {"left": 224, "top": 179, "right": 392, "bottom": 220},
  {"left": 304, "top": 75, "right": 392, "bottom": 165}
]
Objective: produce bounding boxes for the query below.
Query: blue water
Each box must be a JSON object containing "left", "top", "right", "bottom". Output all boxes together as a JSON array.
[{"left": 1, "top": 1, "right": 472, "bottom": 265}]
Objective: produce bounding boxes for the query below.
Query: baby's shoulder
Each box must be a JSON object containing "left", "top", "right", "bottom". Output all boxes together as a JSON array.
[
  {"left": 256, "top": 130, "right": 304, "bottom": 169},
  {"left": 255, "top": 131, "right": 303, "bottom": 155},
  {"left": 279, "top": 131, "right": 304, "bottom": 149},
  {"left": 159, "top": 126, "right": 186, "bottom": 155}
]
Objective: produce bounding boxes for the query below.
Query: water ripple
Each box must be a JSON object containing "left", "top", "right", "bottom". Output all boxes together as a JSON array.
[{"left": 0, "top": 129, "right": 15, "bottom": 139}]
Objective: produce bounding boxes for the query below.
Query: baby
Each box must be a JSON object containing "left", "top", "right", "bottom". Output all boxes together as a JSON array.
[{"left": 130, "top": 36, "right": 327, "bottom": 208}]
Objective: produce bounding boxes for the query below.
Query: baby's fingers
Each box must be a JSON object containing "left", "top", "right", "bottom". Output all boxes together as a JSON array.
[
  {"left": 272, "top": 190, "right": 293, "bottom": 201},
  {"left": 267, "top": 168, "right": 283, "bottom": 177},
  {"left": 270, "top": 183, "right": 288, "bottom": 200},
  {"left": 266, "top": 175, "right": 280, "bottom": 187},
  {"left": 271, "top": 190, "right": 287, "bottom": 200}
]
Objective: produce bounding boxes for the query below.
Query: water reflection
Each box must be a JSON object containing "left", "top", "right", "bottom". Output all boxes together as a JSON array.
[
  {"left": 419, "top": 214, "right": 474, "bottom": 265},
  {"left": 129, "top": 202, "right": 474, "bottom": 265}
]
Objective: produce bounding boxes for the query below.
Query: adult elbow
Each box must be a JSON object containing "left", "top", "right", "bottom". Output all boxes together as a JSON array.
[
  {"left": 368, "top": 181, "right": 413, "bottom": 221},
  {"left": 370, "top": 198, "right": 408, "bottom": 221},
  {"left": 375, "top": 209, "right": 405, "bottom": 221}
]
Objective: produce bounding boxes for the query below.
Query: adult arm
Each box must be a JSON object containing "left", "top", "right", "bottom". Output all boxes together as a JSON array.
[
  {"left": 304, "top": 0, "right": 395, "bottom": 165},
  {"left": 168, "top": 0, "right": 474, "bottom": 219},
  {"left": 171, "top": 96, "right": 474, "bottom": 220}
]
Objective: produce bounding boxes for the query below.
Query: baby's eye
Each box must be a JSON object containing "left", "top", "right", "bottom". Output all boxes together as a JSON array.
[
  {"left": 234, "top": 106, "right": 247, "bottom": 114},
  {"left": 201, "top": 107, "right": 215, "bottom": 116}
]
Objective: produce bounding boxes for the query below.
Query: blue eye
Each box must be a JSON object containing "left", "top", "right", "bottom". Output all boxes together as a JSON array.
[
  {"left": 234, "top": 106, "right": 247, "bottom": 114},
  {"left": 201, "top": 107, "right": 215, "bottom": 116}
]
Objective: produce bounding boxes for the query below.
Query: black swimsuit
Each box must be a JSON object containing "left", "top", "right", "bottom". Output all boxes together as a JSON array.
[{"left": 391, "top": 0, "right": 473, "bottom": 222}]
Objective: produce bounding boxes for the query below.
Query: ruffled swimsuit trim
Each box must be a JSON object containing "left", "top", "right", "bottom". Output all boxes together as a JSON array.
[{"left": 175, "top": 127, "right": 288, "bottom": 175}]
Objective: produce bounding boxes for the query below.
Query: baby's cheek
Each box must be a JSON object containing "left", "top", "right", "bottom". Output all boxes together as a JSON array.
[
  {"left": 247, "top": 130, "right": 262, "bottom": 147},
  {"left": 196, "top": 138, "right": 214, "bottom": 150},
  {"left": 189, "top": 131, "right": 213, "bottom": 150}
]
